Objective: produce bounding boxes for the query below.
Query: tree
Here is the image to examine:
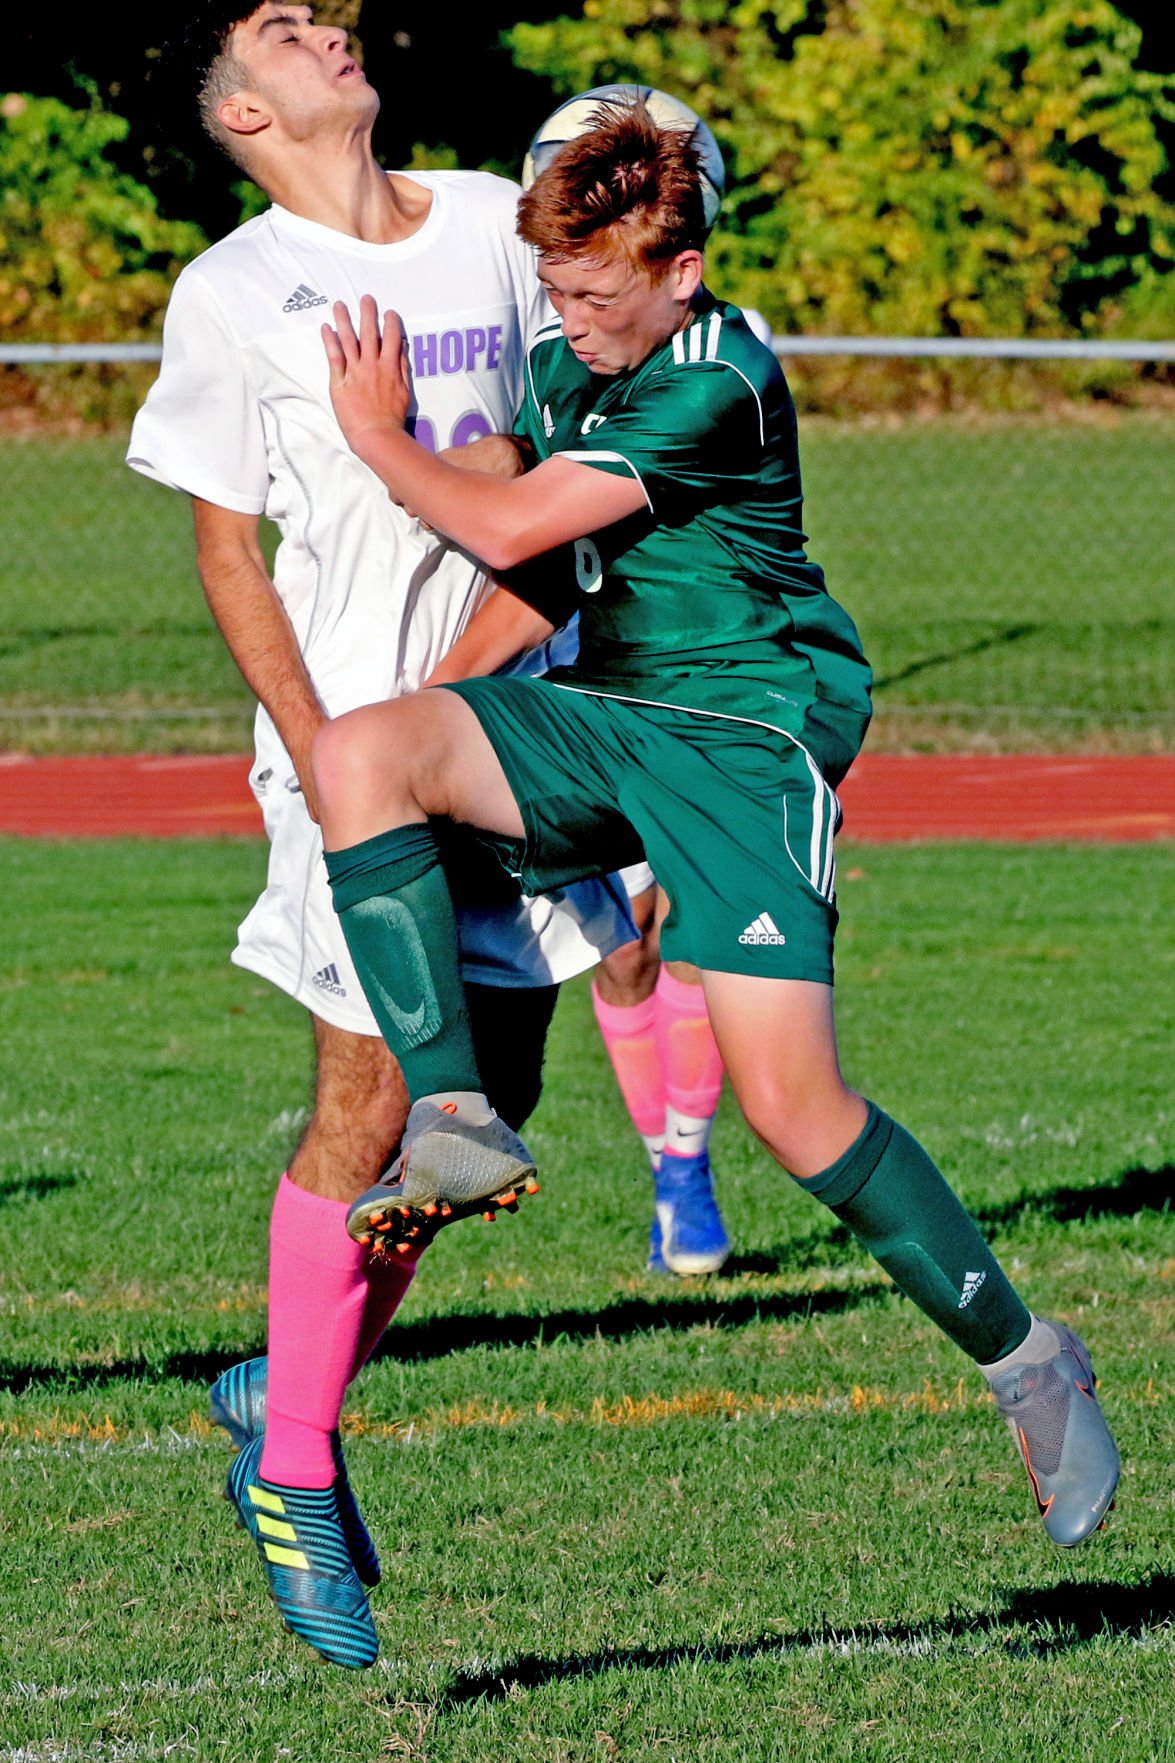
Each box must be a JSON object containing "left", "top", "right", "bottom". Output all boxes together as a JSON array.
[
  {"left": 0, "top": 94, "right": 208, "bottom": 422},
  {"left": 508, "top": 0, "right": 1175, "bottom": 342}
]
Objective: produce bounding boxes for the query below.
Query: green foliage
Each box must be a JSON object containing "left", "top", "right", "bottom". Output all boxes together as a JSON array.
[
  {"left": 508, "top": 0, "right": 1175, "bottom": 343},
  {"left": 0, "top": 91, "right": 209, "bottom": 423},
  {"left": 0, "top": 92, "right": 207, "bottom": 342}
]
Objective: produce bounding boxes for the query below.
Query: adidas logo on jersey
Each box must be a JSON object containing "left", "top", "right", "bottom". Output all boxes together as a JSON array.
[
  {"left": 739, "top": 911, "right": 786, "bottom": 946},
  {"left": 542, "top": 403, "right": 555, "bottom": 439},
  {"left": 958, "top": 1269, "right": 987, "bottom": 1309},
  {"left": 311, "top": 962, "right": 347, "bottom": 997},
  {"left": 283, "top": 283, "right": 328, "bottom": 313}
]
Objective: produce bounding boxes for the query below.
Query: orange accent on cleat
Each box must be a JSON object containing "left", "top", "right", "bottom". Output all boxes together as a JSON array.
[
  {"left": 440, "top": 1101, "right": 458, "bottom": 1115},
  {"left": 483, "top": 1210, "right": 496, "bottom": 1222},
  {"left": 525, "top": 1179, "right": 540, "bottom": 1195},
  {"left": 423, "top": 1203, "right": 438, "bottom": 1217},
  {"left": 368, "top": 1211, "right": 385, "bottom": 1226},
  {"left": 497, "top": 1189, "right": 517, "bottom": 1206},
  {"left": 440, "top": 1203, "right": 453, "bottom": 1217},
  {"left": 375, "top": 1219, "right": 392, "bottom": 1232},
  {"left": 395, "top": 1241, "right": 414, "bottom": 1255},
  {"left": 357, "top": 1234, "right": 372, "bottom": 1247}
]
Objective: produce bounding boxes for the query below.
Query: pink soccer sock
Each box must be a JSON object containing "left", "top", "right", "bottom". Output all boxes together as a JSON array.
[
  {"left": 349, "top": 1246, "right": 423, "bottom": 1380},
  {"left": 654, "top": 968, "right": 724, "bottom": 1159},
  {"left": 591, "top": 980, "right": 667, "bottom": 1165},
  {"left": 260, "top": 1174, "right": 372, "bottom": 1489}
]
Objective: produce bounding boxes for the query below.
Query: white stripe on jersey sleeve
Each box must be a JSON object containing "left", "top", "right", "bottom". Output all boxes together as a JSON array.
[
  {"left": 559, "top": 449, "right": 653, "bottom": 511},
  {"left": 668, "top": 313, "right": 766, "bottom": 446}
]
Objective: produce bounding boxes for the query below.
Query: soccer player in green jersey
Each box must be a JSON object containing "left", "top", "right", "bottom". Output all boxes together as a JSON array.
[{"left": 310, "top": 99, "right": 1120, "bottom": 1548}]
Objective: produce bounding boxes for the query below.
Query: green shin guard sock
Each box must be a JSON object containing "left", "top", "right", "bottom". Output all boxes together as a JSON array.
[
  {"left": 324, "top": 825, "right": 482, "bottom": 1098},
  {"left": 801, "top": 1102, "right": 1030, "bottom": 1363}
]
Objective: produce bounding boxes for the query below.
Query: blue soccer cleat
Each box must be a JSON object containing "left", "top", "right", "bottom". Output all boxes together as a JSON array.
[
  {"left": 652, "top": 1152, "right": 731, "bottom": 1275},
  {"left": 210, "top": 1358, "right": 380, "bottom": 1586},
  {"left": 225, "top": 1435, "right": 378, "bottom": 1669},
  {"left": 646, "top": 1210, "right": 669, "bottom": 1274}
]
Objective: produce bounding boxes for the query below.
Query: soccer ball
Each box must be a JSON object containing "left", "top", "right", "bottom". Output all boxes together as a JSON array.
[{"left": 521, "top": 84, "right": 725, "bottom": 231}]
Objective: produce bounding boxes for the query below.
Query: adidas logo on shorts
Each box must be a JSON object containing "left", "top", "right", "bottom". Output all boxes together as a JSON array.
[
  {"left": 311, "top": 962, "right": 347, "bottom": 997},
  {"left": 739, "top": 911, "right": 786, "bottom": 946},
  {"left": 283, "top": 282, "right": 328, "bottom": 313}
]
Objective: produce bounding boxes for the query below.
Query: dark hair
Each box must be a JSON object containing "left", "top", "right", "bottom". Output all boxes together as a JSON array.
[
  {"left": 163, "top": 2, "right": 264, "bottom": 161},
  {"left": 517, "top": 100, "right": 708, "bottom": 274}
]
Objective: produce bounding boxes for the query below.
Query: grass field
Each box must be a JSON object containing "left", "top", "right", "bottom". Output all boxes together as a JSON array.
[
  {"left": 3, "top": 835, "right": 1172, "bottom": 1761},
  {"left": 1, "top": 411, "right": 1173, "bottom": 754}
]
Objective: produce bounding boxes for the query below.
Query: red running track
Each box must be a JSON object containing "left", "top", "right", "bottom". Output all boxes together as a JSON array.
[{"left": 0, "top": 752, "right": 1171, "bottom": 841}]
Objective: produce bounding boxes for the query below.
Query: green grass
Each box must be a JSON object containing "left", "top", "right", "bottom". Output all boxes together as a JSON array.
[
  {"left": 1, "top": 412, "right": 1173, "bottom": 753},
  {"left": 2, "top": 836, "right": 1173, "bottom": 1760}
]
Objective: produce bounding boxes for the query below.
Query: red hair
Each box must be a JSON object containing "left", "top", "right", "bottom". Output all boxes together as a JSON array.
[{"left": 517, "top": 101, "right": 707, "bottom": 274}]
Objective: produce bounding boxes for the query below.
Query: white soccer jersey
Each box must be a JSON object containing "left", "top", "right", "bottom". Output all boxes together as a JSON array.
[
  {"left": 129, "top": 170, "right": 544, "bottom": 707},
  {"left": 128, "top": 171, "right": 635, "bottom": 1024}
]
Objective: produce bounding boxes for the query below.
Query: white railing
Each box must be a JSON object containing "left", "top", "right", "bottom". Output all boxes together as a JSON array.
[{"left": 2, "top": 337, "right": 1173, "bottom": 364}]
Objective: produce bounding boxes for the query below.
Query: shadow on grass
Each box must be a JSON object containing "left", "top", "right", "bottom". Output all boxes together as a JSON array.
[
  {"left": 1, "top": 1279, "right": 887, "bottom": 1396},
  {"left": 872, "top": 622, "right": 1038, "bottom": 689},
  {"left": 704, "top": 1162, "right": 1175, "bottom": 1282},
  {"left": 975, "top": 1164, "right": 1175, "bottom": 1233},
  {"left": 434, "top": 1574, "right": 1175, "bottom": 1708},
  {"left": 0, "top": 1169, "right": 82, "bottom": 1208},
  {"left": 8, "top": 1161, "right": 1170, "bottom": 1394}
]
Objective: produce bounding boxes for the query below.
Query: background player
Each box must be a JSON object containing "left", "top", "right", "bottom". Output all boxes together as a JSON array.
[
  {"left": 127, "top": 3, "right": 634, "bottom": 1669},
  {"left": 308, "top": 97, "right": 1120, "bottom": 1566},
  {"left": 595, "top": 872, "right": 730, "bottom": 1275}
]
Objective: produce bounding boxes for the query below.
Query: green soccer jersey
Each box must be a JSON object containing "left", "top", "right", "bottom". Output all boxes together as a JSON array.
[{"left": 508, "top": 292, "right": 872, "bottom": 735}]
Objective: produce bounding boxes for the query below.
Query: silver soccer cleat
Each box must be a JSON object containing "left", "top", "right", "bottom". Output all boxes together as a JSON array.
[
  {"left": 990, "top": 1322, "right": 1120, "bottom": 1547},
  {"left": 346, "top": 1094, "right": 539, "bottom": 1256}
]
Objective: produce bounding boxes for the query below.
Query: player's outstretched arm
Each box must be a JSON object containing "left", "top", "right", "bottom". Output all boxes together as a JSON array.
[
  {"left": 193, "top": 499, "right": 328, "bottom": 820},
  {"left": 323, "top": 296, "right": 646, "bottom": 569}
]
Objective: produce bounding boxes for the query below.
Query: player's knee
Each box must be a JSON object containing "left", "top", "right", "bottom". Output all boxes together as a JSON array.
[
  {"left": 311, "top": 713, "right": 375, "bottom": 811},
  {"left": 596, "top": 935, "right": 659, "bottom": 1005}
]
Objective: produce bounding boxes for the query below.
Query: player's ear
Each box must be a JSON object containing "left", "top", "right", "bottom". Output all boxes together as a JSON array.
[
  {"left": 669, "top": 250, "right": 704, "bottom": 303},
  {"left": 217, "top": 91, "right": 273, "bottom": 140}
]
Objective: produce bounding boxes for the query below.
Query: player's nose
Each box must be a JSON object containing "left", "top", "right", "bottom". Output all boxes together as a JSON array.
[{"left": 318, "top": 21, "right": 349, "bottom": 53}]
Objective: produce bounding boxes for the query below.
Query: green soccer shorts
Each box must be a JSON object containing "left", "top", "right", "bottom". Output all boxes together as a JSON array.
[{"left": 440, "top": 677, "right": 869, "bottom": 983}]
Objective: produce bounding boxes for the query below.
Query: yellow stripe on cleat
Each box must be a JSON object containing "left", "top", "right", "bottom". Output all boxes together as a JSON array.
[
  {"left": 263, "top": 1542, "right": 310, "bottom": 1570},
  {"left": 248, "top": 1485, "right": 286, "bottom": 1514},
  {"left": 257, "top": 1515, "right": 298, "bottom": 1542}
]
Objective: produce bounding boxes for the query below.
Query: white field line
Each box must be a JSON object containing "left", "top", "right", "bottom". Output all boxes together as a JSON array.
[{"left": 4, "top": 1618, "right": 1173, "bottom": 1741}]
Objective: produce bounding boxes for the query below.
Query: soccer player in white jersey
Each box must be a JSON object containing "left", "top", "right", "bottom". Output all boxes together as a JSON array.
[{"left": 127, "top": 1, "right": 634, "bottom": 1670}]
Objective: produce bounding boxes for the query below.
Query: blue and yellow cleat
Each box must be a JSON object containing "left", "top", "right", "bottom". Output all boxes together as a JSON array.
[
  {"left": 225, "top": 1435, "right": 378, "bottom": 1669},
  {"left": 210, "top": 1358, "right": 380, "bottom": 1587}
]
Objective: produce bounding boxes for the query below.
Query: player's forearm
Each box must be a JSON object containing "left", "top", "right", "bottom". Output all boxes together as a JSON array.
[
  {"left": 346, "top": 426, "right": 548, "bottom": 570},
  {"left": 423, "top": 587, "right": 556, "bottom": 688},
  {"left": 193, "top": 512, "right": 326, "bottom": 792}
]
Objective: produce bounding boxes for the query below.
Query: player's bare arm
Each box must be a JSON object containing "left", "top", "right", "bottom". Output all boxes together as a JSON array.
[
  {"left": 423, "top": 587, "right": 556, "bottom": 689},
  {"left": 192, "top": 499, "right": 327, "bottom": 819},
  {"left": 322, "top": 295, "right": 647, "bottom": 568}
]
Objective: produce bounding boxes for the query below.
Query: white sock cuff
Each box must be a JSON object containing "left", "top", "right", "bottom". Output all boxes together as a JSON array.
[{"left": 977, "top": 1313, "right": 1062, "bottom": 1380}]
